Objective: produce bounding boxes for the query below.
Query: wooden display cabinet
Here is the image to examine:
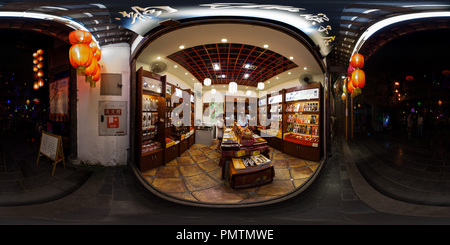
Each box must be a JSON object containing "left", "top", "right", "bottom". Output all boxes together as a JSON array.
[
  {"left": 260, "top": 91, "right": 284, "bottom": 151},
  {"left": 136, "top": 68, "right": 166, "bottom": 171},
  {"left": 282, "top": 83, "right": 322, "bottom": 162}
]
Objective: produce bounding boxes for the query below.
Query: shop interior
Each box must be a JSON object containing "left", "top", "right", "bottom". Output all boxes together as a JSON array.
[{"left": 133, "top": 22, "right": 327, "bottom": 205}]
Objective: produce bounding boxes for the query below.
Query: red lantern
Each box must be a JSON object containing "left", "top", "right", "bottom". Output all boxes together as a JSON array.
[
  {"left": 442, "top": 70, "right": 450, "bottom": 76},
  {"left": 406, "top": 75, "right": 413, "bottom": 81},
  {"left": 90, "top": 64, "right": 101, "bottom": 87},
  {"left": 350, "top": 53, "right": 364, "bottom": 69},
  {"left": 351, "top": 69, "right": 365, "bottom": 88},
  {"left": 69, "top": 30, "right": 92, "bottom": 45},
  {"left": 69, "top": 43, "right": 93, "bottom": 75},
  {"left": 93, "top": 48, "right": 101, "bottom": 61},
  {"left": 89, "top": 41, "right": 98, "bottom": 54},
  {"left": 85, "top": 57, "right": 99, "bottom": 83},
  {"left": 93, "top": 64, "right": 101, "bottom": 81},
  {"left": 348, "top": 78, "right": 355, "bottom": 93}
]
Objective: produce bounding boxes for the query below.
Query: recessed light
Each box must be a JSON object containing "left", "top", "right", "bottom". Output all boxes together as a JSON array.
[
  {"left": 303, "top": 67, "right": 307, "bottom": 70},
  {"left": 290, "top": 56, "right": 294, "bottom": 60},
  {"left": 179, "top": 45, "right": 185, "bottom": 49},
  {"left": 174, "top": 65, "right": 178, "bottom": 68},
  {"left": 263, "top": 44, "right": 269, "bottom": 48},
  {"left": 157, "top": 56, "right": 161, "bottom": 60},
  {"left": 221, "top": 38, "right": 228, "bottom": 42}
]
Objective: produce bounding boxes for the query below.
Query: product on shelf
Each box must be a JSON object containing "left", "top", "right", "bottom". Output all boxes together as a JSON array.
[{"left": 232, "top": 154, "right": 271, "bottom": 170}]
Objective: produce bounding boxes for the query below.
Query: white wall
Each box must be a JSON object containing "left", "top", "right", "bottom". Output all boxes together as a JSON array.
[{"left": 76, "top": 43, "right": 131, "bottom": 166}]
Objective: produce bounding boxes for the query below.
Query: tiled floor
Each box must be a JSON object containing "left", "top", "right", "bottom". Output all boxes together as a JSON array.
[{"left": 141, "top": 140, "right": 319, "bottom": 204}]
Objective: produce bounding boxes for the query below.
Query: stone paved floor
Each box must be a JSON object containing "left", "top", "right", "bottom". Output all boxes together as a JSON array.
[
  {"left": 140, "top": 140, "right": 319, "bottom": 204},
  {"left": 348, "top": 128, "right": 450, "bottom": 206}
]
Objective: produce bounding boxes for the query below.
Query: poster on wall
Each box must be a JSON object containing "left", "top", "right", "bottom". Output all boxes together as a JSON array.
[{"left": 49, "top": 77, "right": 69, "bottom": 122}]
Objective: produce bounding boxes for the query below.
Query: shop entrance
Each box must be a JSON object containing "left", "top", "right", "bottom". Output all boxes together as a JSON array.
[{"left": 130, "top": 20, "right": 329, "bottom": 207}]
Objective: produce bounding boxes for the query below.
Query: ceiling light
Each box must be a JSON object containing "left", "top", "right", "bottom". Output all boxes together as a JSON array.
[
  {"left": 213, "top": 63, "right": 220, "bottom": 71},
  {"left": 211, "top": 88, "right": 216, "bottom": 94},
  {"left": 179, "top": 45, "right": 185, "bottom": 49},
  {"left": 157, "top": 56, "right": 161, "bottom": 60},
  {"left": 304, "top": 67, "right": 307, "bottom": 70},
  {"left": 246, "top": 90, "right": 252, "bottom": 96},
  {"left": 244, "top": 74, "right": 250, "bottom": 79},
  {"left": 257, "top": 82, "right": 264, "bottom": 90},
  {"left": 263, "top": 44, "right": 269, "bottom": 48},
  {"left": 290, "top": 56, "right": 294, "bottom": 60},
  {"left": 229, "top": 82, "right": 237, "bottom": 94},
  {"left": 221, "top": 38, "right": 228, "bottom": 43},
  {"left": 204, "top": 78, "right": 211, "bottom": 86}
]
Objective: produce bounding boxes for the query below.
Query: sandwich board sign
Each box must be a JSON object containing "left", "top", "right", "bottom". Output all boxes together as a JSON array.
[{"left": 37, "top": 131, "right": 65, "bottom": 176}]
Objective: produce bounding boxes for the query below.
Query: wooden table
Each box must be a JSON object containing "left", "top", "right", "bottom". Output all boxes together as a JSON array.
[{"left": 229, "top": 161, "right": 274, "bottom": 189}]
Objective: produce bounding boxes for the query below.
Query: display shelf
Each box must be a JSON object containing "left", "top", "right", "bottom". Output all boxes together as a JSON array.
[
  {"left": 282, "top": 83, "right": 322, "bottom": 162},
  {"left": 136, "top": 67, "right": 166, "bottom": 171}
]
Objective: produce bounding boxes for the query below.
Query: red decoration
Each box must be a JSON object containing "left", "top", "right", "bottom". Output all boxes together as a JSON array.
[
  {"left": 406, "top": 75, "right": 413, "bottom": 81},
  {"left": 69, "top": 30, "right": 92, "bottom": 45},
  {"left": 351, "top": 69, "right": 365, "bottom": 88},
  {"left": 69, "top": 43, "right": 93, "bottom": 75},
  {"left": 348, "top": 78, "right": 355, "bottom": 93},
  {"left": 93, "top": 48, "right": 101, "bottom": 61},
  {"left": 85, "top": 57, "right": 99, "bottom": 83},
  {"left": 442, "top": 69, "right": 450, "bottom": 76},
  {"left": 350, "top": 53, "right": 364, "bottom": 69},
  {"left": 348, "top": 64, "right": 355, "bottom": 77}
]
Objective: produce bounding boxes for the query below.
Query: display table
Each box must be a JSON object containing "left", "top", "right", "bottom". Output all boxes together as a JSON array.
[
  {"left": 229, "top": 156, "right": 274, "bottom": 189},
  {"left": 219, "top": 124, "right": 274, "bottom": 189}
]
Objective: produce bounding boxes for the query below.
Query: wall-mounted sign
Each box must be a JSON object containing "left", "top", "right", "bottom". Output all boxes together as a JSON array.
[
  {"left": 109, "top": 2, "right": 334, "bottom": 56},
  {"left": 285, "top": 88, "right": 319, "bottom": 101}
]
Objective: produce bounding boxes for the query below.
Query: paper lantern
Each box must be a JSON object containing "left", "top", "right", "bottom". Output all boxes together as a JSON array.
[
  {"left": 350, "top": 53, "right": 364, "bottom": 69},
  {"left": 69, "top": 43, "right": 93, "bottom": 75},
  {"left": 442, "top": 69, "right": 450, "bottom": 76},
  {"left": 406, "top": 75, "right": 414, "bottom": 81},
  {"left": 38, "top": 78, "right": 44, "bottom": 87},
  {"left": 347, "top": 78, "right": 355, "bottom": 93},
  {"left": 257, "top": 82, "right": 264, "bottom": 90},
  {"left": 69, "top": 30, "right": 92, "bottom": 45},
  {"left": 93, "top": 48, "right": 101, "bottom": 61},
  {"left": 351, "top": 69, "right": 365, "bottom": 88},
  {"left": 89, "top": 41, "right": 98, "bottom": 54},
  {"left": 228, "top": 82, "right": 237, "bottom": 93},
  {"left": 90, "top": 64, "right": 101, "bottom": 87},
  {"left": 33, "top": 82, "right": 39, "bottom": 90},
  {"left": 203, "top": 78, "right": 211, "bottom": 86},
  {"left": 85, "top": 57, "right": 99, "bottom": 83}
]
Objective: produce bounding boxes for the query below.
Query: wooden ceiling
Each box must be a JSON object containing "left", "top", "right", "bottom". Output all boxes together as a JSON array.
[{"left": 167, "top": 43, "right": 298, "bottom": 86}]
